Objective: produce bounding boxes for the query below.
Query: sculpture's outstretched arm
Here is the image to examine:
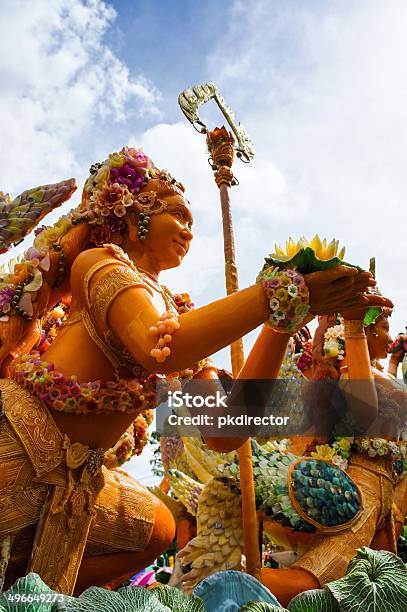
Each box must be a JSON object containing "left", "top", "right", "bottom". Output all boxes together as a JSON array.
[
  {"left": 110, "top": 281, "right": 268, "bottom": 374},
  {"left": 107, "top": 267, "right": 383, "bottom": 375}
]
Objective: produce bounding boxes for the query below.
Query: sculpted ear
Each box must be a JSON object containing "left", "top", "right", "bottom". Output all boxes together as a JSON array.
[{"left": 125, "top": 211, "right": 139, "bottom": 243}]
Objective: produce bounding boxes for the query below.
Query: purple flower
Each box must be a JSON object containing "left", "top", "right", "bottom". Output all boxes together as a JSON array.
[
  {"left": 105, "top": 214, "right": 125, "bottom": 233},
  {"left": 268, "top": 277, "right": 282, "bottom": 288},
  {"left": 110, "top": 164, "right": 145, "bottom": 194},
  {"left": 0, "top": 286, "right": 15, "bottom": 310},
  {"left": 26, "top": 247, "right": 42, "bottom": 261},
  {"left": 34, "top": 225, "right": 46, "bottom": 237}
]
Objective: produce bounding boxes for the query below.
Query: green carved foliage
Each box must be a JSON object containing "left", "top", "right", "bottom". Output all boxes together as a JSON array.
[
  {"left": 0, "top": 572, "right": 71, "bottom": 612},
  {"left": 288, "top": 589, "right": 339, "bottom": 612},
  {"left": 326, "top": 547, "right": 407, "bottom": 612},
  {"left": 65, "top": 584, "right": 205, "bottom": 611},
  {"left": 240, "top": 603, "right": 288, "bottom": 611}
]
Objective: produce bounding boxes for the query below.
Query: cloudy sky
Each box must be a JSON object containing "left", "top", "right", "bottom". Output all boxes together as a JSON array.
[{"left": 1, "top": 0, "right": 406, "bottom": 483}]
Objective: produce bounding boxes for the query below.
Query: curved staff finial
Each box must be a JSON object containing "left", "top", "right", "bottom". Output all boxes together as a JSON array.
[{"left": 178, "top": 81, "right": 255, "bottom": 163}]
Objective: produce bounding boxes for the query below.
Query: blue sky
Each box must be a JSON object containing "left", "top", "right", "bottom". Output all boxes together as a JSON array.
[
  {"left": 1, "top": 0, "right": 406, "bottom": 483},
  {"left": 107, "top": 0, "right": 230, "bottom": 111}
]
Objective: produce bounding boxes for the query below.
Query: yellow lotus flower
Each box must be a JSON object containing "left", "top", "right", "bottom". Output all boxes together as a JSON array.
[
  {"left": 311, "top": 444, "right": 336, "bottom": 461},
  {"left": 272, "top": 235, "right": 345, "bottom": 261}
]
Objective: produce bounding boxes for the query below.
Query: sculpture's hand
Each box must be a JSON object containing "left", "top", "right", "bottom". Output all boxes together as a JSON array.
[
  {"left": 305, "top": 266, "right": 384, "bottom": 315},
  {"left": 339, "top": 296, "right": 393, "bottom": 322},
  {"left": 390, "top": 347, "right": 405, "bottom": 364}
]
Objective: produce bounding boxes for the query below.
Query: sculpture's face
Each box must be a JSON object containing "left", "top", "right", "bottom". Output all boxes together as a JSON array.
[
  {"left": 142, "top": 194, "right": 193, "bottom": 270},
  {"left": 366, "top": 316, "right": 393, "bottom": 361}
]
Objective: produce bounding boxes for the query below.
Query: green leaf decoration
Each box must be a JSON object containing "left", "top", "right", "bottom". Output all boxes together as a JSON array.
[
  {"left": 288, "top": 589, "right": 340, "bottom": 611},
  {"left": 240, "top": 603, "right": 288, "bottom": 611},
  {"left": 151, "top": 585, "right": 206, "bottom": 612},
  {"left": 65, "top": 585, "right": 169, "bottom": 611},
  {"left": 64, "top": 583, "right": 206, "bottom": 611},
  {"left": 116, "top": 586, "right": 171, "bottom": 611},
  {"left": 264, "top": 247, "right": 363, "bottom": 275},
  {"left": 326, "top": 547, "right": 407, "bottom": 612},
  {"left": 0, "top": 572, "right": 71, "bottom": 612},
  {"left": 363, "top": 307, "right": 382, "bottom": 327}
]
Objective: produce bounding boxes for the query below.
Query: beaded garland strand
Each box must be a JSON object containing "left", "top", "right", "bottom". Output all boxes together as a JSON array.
[{"left": 102, "top": 245, "right": 182, "bottom": 365}]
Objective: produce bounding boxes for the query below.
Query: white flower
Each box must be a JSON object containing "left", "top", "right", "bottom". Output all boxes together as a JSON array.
[
  {"left": 389, "top": 442, "right": 399, "bottom": 455},
  {"left": 372, "top": 438, "right": 385, "bottom": 449},
  {"left": 269, "top": 298, "right": 280, "bottom": 311},
  {"left": 332, "top": 454, "right": 348, "bottom": 470}
]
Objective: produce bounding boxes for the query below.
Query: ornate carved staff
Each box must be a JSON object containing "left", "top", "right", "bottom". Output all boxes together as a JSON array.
[{"left": 179, "top": 83, "right": 261, "bottom": 580}]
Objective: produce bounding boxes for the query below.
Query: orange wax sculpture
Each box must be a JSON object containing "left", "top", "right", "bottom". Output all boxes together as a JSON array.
[{"left": 0, "top": 146, "right": 390, "bottom": 602}]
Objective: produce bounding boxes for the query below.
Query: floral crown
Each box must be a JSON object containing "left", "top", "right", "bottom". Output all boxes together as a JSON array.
[{"left": 79, "top": 147, "right": 185, "bottom": 246}]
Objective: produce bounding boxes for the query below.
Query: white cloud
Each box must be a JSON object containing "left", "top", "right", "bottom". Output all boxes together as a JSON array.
[
  {"left": 0, "top": 0, "right": 161, "bottom": 195},
  {"left": 205, "top": 0, "right": 407, "bottom": 337}
]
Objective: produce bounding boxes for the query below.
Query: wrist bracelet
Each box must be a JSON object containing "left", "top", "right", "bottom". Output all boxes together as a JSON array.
[
  {"left": 344, "top": 320, "right": 366, "bottom": 338},
  {"left": 257, "top": 266, "right": 310, "bottom": 334}
]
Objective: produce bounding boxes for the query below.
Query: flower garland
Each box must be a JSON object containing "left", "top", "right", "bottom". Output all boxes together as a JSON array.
[
  {"left": 355, "top": 437, "right": 407, "bottom": 459},
  {"left": 307, "top": 436, "right": 407, "bottom": 472},
  {"left": 323, "top": 316, "right": 345, "bottom": 361},
  {"left": 309, "top": 438, "right": 352, "bottom": 470},
  {"left": 0, "top": 214, "right": 73, "bottom": 322},
  {"left": 280, "top": 350, "right": 303, "bottom": 379},
  {"left": 11, "top": 353, "right": 157, "bottom": 415},
  {"left": 104, "top": 409, "right": 154, "bottom": 468},
  {"left": 36, "top": 298, "right": 71, "bottom": 353},
  {"left": 295, "top": 339, "right": 313, "bottom": 372},
  {"left": 388, "top": 330, "right": 407, "bottom": 355}
]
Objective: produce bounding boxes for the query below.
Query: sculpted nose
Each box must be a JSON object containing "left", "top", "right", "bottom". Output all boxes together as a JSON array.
[{"left": 181, "top": 227, "right": 193, "bottom": 241}]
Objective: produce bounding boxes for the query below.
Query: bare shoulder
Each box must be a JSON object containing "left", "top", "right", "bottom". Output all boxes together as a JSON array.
[
  {"left": 70, "top": 247, "right": 154, "bottom": 308},
  {"left": 71, "top": 247, "right": 114, "bottom": 283}
]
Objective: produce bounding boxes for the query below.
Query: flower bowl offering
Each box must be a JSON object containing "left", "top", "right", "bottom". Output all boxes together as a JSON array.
[{"left": 262, "top": 235, "right": 362, "bottom": 274}]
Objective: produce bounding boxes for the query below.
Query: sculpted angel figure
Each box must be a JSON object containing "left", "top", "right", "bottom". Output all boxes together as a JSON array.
[{"left": 0, "top": 146, "right": 388, "bottom": 595}]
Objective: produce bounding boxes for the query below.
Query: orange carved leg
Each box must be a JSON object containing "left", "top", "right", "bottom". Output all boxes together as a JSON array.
[
  {"left": 260, "top": 567, "right": 320, "bottom": 608},
  {"left": 176, "top": 518, "right": 196, "bottom": 549},
  {"left": 74, "top": 494, "right": 176, "bottom": 595}
]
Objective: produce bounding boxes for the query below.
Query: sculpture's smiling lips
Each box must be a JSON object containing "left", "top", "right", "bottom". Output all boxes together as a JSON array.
[{"left": 173, "top": 240, "right": 187, "bottom": 255}]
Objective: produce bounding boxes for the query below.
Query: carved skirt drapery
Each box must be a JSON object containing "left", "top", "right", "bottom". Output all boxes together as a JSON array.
[{"left": 0, "top": 379, "right": 155, "bottom": 594}]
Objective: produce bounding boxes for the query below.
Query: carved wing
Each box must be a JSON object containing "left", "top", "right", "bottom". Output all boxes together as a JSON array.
[{"left": 0, "top": 178, "right": 77, "bottom": 254}]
